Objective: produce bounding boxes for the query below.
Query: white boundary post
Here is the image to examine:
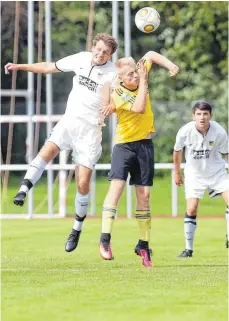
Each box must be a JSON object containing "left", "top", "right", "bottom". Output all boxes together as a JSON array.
[
  {"left": 59, "top": 151, "right": 67, "bottom": 217},
  {"left": 171, "top": 168, "right": 178, "bottom": 217},
  {"left": 45, "top": 0, "right": 54, "bottom": 218},
  {"left": 27, "top": 0, "right": 34, "bottom": 219}
]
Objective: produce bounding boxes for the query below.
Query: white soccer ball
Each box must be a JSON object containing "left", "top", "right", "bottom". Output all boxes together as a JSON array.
[{"left": 135, "top": 7, "right": 160, "bottom": 33}]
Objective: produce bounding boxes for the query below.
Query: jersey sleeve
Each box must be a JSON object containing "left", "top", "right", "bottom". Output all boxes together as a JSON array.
[
  {"left": 111, "top": 89, "right": 135, "bottom": 111},
  {"left": 137, "top": 57, "right": 153, "bottom": 72},
  {"left": 55, "top": 52, "right": 83, "bottom": 72},
  {"left": 219, "top": 131, "right": 229, "bottom": 154},
  {"left": 174, "top": 129, "right": 185, "bottom": 151}
]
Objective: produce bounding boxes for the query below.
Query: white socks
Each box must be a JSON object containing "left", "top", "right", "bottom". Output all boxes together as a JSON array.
[
  {"left": 184, "top": 213, "right": 197, "bottom": 251},
  {"left": 73, "top": 193, "right": 89, "bottom": 231},
  {"left": 226, "top": 207, "right": 229, "bottom": 240}
]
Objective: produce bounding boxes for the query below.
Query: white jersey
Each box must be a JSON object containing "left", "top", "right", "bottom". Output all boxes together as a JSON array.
[
  {"left": 55, "top": 52, "right": 116, "bottom": 126},
  {"left": 174, "top": 120, "right": 228, "bottom": 177}
]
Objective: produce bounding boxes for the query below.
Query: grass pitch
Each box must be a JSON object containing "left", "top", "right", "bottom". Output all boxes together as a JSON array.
[{"left": 2, "top": 218, "right": 228, "bottom": 321}]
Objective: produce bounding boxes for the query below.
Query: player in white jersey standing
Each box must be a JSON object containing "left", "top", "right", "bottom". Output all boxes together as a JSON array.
[
  {"left": 5, "top": 33, "right": 118, "bottom": 252},
  {"left": 173, "top": 101, "right": 229, "bottom": 257}
]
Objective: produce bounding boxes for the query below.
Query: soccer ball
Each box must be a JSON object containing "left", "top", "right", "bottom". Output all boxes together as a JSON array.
[{"left": 135, "top": 7, "right": 160, "bottom": 33}]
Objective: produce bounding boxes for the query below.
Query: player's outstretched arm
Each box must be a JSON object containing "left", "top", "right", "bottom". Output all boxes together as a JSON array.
[
  {"left": 144, "top": 51, "right": 179, "bottom": 77},
  {"left": 5, "top": 62, "right": 60, "bottom": 75},
  {"left": 173, "top": 150, "right": 184, "bottom": 186}
]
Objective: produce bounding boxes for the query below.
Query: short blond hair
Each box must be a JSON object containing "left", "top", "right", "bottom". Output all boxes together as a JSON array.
[
  {"left": 92, "top": 33, "right": 118, "bottom": 55},
  {"left": 116, "top": 57, "right": 136, "bottom": 69}
]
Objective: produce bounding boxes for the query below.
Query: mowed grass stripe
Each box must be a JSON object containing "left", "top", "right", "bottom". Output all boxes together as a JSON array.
[{"left": 2, "top": 219, "right": 228, "bottom": 321}]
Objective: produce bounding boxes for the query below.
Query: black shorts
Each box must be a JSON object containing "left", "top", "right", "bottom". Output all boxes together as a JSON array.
[{"left": 108, "top": 139, "right": 154, "bottom": 186}]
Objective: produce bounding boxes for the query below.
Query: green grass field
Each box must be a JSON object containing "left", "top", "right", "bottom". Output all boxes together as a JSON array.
[
  {"left": 1, "top": 174, "right": 226, "bottom": 216},
  {"left": 2, "top": 218, "right": 228, "bottom": 321}
]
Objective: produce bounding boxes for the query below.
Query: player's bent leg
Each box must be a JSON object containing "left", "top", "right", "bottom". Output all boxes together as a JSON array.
[
  {"left": 177, "top": 198, "right": 199, "bottom": 258},
  {"left": 13, "top": 142, "right": 60, "bottom": 207},
  {"left": 99, "top": 180, "right": 125, "bottom": 260},
  {"left": 134, "top": 186, "right": 152, "bottom": 268},
  {"left": 65, "top": 166, "right": 92, "bottom": 253}
]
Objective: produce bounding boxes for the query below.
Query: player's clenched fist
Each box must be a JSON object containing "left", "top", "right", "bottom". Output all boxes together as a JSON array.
[
  {"left": 100, "top": 103, "right": 115, "bottom": 118},
  {"left": 169, "top": 64, "right": 179, "bottom": 77},
  {"left": 174, "top": 172, "right": 183, "bottom": 186},
  {"left": 4, "top": 62, "right": 20, "bottom": 74}
]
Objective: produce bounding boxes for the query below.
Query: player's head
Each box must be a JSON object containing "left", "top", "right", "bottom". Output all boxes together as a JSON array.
[
  {"left": 192, "top": 101, "right": 212, "bottom": 129},
  {"left": 91, "top": 33, "right": 118, "bottom": 65},
  {"left": 192, "top": 101, "right": 212, "bottom": 115},
  {"left": 118, "top": 66, "right": 139, "bottom": 90},
  {"left": 116, "top": 57, "right": 136, "bottom": 69}
]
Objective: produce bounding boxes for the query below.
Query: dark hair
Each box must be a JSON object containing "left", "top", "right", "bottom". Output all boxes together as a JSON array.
[
  {"left": 92, "top": 33, "right": 118, "bottom": 55},
  {"left": 192, "top": 101, "right": 212, "bottom": 114}
]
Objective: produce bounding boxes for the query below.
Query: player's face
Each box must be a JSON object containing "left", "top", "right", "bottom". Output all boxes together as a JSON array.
[
  {"left": 193, "top": 109, "right": 212, "bottom": 131},
  {"left": 91, "top": 40, "right": 112, "bottom": 65},
  {"left": 121, "top": 68, "right": 139, "bottom": 90}
]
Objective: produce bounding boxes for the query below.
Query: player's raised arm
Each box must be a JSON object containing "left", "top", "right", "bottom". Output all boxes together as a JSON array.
[
  {"left": 4, "top": 62, "right": 60, "bottom": 75},
  {"left": 130, "top": 61, "right": 148, "bottom": 114},
  {"left": 143, "top": 51, "right": 179, "bottom": 77}
]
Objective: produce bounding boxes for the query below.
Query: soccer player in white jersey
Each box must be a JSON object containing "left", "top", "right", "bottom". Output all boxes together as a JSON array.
[
  {"left": 173, "top": 101, "right": 229, "bottom": 257},
  {"left": 5, "top": 33, "right": 118, "bottom": 252}
]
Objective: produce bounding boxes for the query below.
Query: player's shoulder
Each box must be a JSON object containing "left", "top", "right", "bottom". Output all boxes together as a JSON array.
[
  {"left": 100, "top": 60, "right": 116, "bottom": 72},
  {"left": 62, "top": 51, "right": 91, "bottom": 62},
  {"left": 77, "top": 51, "right": 92, "bottom": 62},
  {"left": 177, "top": 121, "right": 195, "bottom": 136},
  {"left": 210, "top": 120, "right": 227, "bottom": 135},
  {"left": 113, "top": 83, "right": 127, "bottom": 97}
]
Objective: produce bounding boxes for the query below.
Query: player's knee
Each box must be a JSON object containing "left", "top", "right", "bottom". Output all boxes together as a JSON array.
[
  {"left": 39, "top": 142, "right": 59, "bottom": 162},
  {"left": 144, "top": 191, "right": 150, "bottom": 204},
  {"left": 77, "top": 179, "right": 90, "bottom": 194},
  {"left": 138, "top": 190, "right": 150, "bottom": 207}
]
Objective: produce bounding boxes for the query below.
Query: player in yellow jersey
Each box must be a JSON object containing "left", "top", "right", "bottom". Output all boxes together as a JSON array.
[{"left": 99, "top": 52, "right": 179, "bottom": 267}]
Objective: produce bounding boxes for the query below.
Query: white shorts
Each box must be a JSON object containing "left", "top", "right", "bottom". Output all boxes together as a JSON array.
[
  {"left": 184, "top": 170, "right": 229, "bottom": 199},
  {"left": 47, "top": 116, "right": 102, "bottom": 169}
]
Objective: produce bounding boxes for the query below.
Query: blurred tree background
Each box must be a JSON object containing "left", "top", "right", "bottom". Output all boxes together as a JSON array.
[{"left": 1, "top": 1, "right": 228, "bottom": 168}]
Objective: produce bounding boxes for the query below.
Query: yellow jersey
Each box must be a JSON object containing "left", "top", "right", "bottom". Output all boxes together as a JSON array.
[{"left": 112, "top": 59, "right": 155, "bottom": 144}]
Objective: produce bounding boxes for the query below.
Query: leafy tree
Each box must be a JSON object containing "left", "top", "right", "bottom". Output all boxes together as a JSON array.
[{"left": 1, "top": 1, "right": 228, "bottom": 166}]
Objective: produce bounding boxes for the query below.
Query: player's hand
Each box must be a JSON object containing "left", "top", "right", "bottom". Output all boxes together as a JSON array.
[
  {"left": 100, "top": 103, "right": 115, "bottom": 118},
  {"left": 4, "top": 63, "right": 19, "bottom": 74},
  {"left": 174, "top": 172, "right": 183, "bottom": 186},
  {"left": 168, "top": 64, "right": 179, "bottom": 77},
  {"left": 138, "top": 60, "right": 148, "bottom": 82}
]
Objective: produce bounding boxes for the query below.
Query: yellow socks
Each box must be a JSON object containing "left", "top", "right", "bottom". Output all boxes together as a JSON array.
[
  {"left": 135, "top": 210, "right": 151, "bottom": 242},
  {"left": 101, "top": 206, "right": 117, "bottom": 234}
]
